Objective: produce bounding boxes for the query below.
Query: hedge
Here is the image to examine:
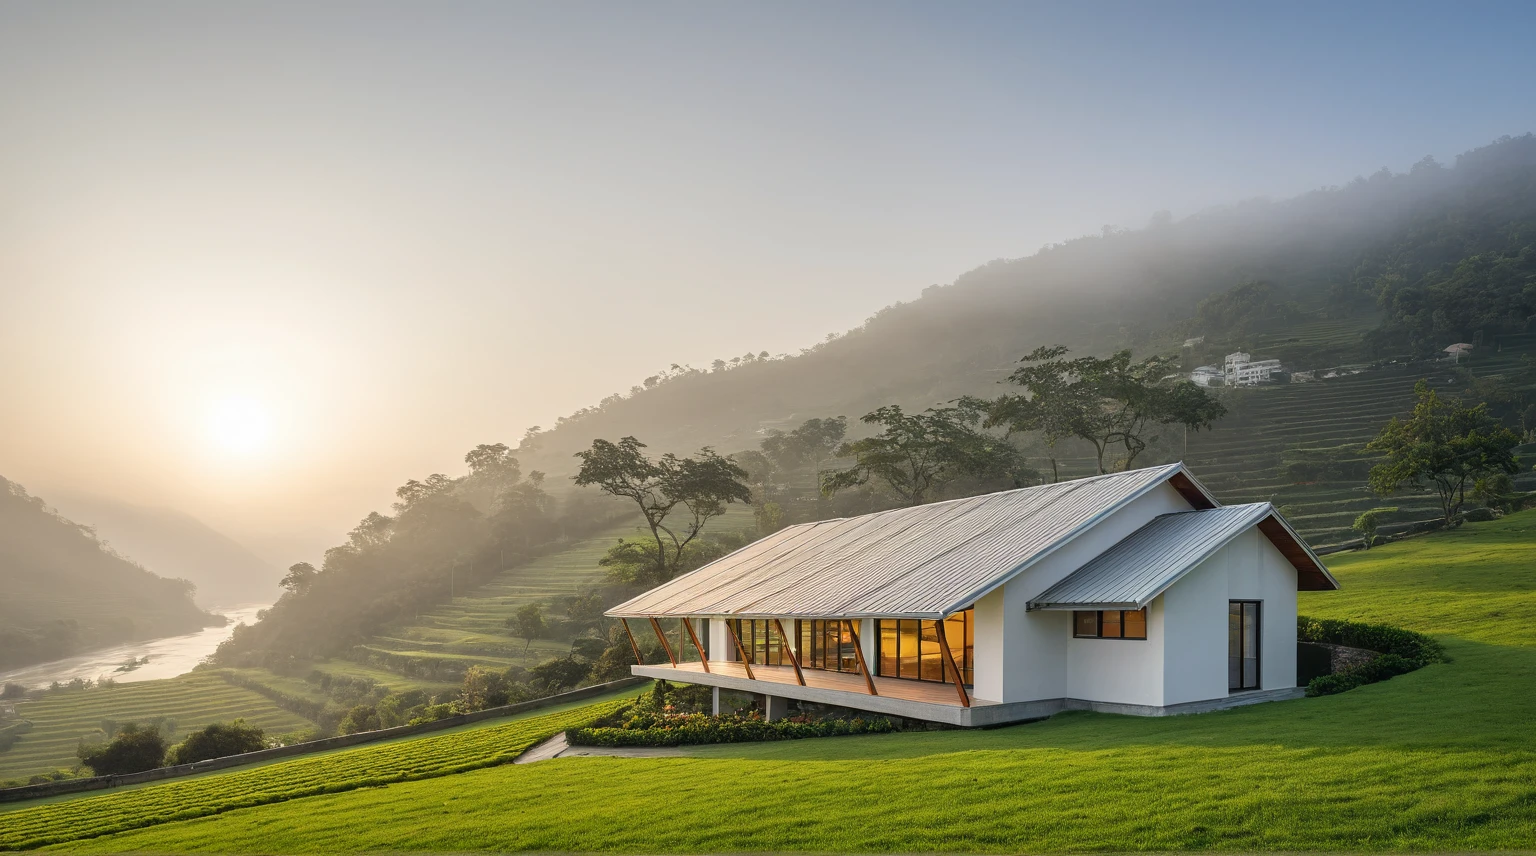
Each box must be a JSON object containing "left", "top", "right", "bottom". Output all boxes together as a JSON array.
[
  {"left": 568, "top": 713, "right": 893, "bottom": 747},
  {"left": 1297, "top": 615, "right": 1445, "bottom": 697}
]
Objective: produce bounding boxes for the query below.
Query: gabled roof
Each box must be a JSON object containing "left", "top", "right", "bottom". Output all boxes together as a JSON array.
[
  {"left": 1028, "top": 502, "right": 1338, "bottom": 611},
  {"left": 606, "top": 462, "right": 1217, "bottom": 620}
]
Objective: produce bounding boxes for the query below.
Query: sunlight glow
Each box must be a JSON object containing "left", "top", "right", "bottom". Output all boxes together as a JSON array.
[{"left": 206, "top": 396, "right": 272, "bottom": 457}]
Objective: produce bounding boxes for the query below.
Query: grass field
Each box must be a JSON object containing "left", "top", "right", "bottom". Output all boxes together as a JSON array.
[
  {"left": 0, "top": 672, "right": 313, "bottom": 783},
  {"left": 0, "top": 684, "right": 648, "bottom": 850},
  {"left": 16, "top": 512, "right": 1536, "bottom": 853}
]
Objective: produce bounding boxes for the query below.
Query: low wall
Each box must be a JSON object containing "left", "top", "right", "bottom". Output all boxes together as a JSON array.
[{"left": 0, "top": 677, "right": 647, "bottom": 805}]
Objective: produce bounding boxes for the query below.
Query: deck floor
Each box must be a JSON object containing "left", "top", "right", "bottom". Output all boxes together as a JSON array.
[{"left": 660, "top": 660, "right": 981, "bottom": 707}]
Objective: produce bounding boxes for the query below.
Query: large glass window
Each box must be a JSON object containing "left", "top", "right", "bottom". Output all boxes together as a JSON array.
[
  {"left": 1071, "top": 609, "right": 1148, "bottom": 640},
  {"left": 1229, "top": 601, "right": 1260, "bottom": 691},
  {"left": 873, "top": 609, "right": 974, "bottom": 686},
  {"left": 729, "top": 619, "right": 792, "bottom": 666},
  {"left": 795, "top": 619, "right": 862, "bottom": 674}
]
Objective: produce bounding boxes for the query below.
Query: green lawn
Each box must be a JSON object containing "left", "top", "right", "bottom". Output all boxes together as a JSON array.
[
  {"left": 0, "top": 672, "right": 313, "bottom": 783},
  {"left": 21, "top": 513, "right": 1536, "bottom": 853},
  {"left": 0, "top": 682, "right": 652, "bottom": 850}
]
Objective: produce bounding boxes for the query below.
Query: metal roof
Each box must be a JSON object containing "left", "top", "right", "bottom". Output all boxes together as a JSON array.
[
  {"left": 606, "top": 462, "right": 1206, "bottom": 620},
  {"left": 1028, "top": 502, "right": 1338, "bottom": 610}
]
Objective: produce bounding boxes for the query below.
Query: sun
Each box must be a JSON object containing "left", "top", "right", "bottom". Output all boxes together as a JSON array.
[{"left": 206, "top": 396, "right": 272, "bottom": 456}]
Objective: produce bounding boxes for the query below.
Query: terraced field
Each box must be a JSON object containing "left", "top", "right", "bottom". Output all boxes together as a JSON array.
[
  {"left": 0, "top": 692, "right": 637, "bottom": 851},
  {"left": 0, "top": 673, "right": 313, "bottom": 783},
  {"left": 245, "top": 508, "right": 758, "bottom": 697}
]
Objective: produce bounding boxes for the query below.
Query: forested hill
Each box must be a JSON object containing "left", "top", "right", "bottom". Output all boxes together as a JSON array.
[
  {"left": 0, "top": 477, "right": 222, "bottom": 671},
  {"left": 43, "top": 491, "right": 281, "bottom": 608},
  {"left": 517, "top": 134, "right": 1536, "bottom": 476}
]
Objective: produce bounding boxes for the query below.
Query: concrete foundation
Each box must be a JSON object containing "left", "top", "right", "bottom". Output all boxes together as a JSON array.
[{"left": 764, "top": 695, "right": 791, "bottom": 721}]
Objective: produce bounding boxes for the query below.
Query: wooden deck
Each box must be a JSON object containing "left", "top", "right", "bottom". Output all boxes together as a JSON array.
[{"left": 660, "top": 660, "right": 979, "bottom": 707}]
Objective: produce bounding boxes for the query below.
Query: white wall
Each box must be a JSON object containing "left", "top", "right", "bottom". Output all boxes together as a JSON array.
[
  {"left": 1161, "top": 527, "right": 1298, "bottom": 705},
  {"left": 1064, "top": 596, "right": 1165, "bottom": 707},
  {"left": 979, "top": 481, "right": 1195, "bottom": 704}
]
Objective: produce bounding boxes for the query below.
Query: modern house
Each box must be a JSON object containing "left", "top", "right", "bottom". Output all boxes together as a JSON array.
[
  {"left": 1190, "top": 364, "right": 1224, "bottom": 387},
  {"left": 1224, "top": 351, "right": 1285, "bottom": 386},
  {"left": 607, "top": 463, "right": 1338, "bottom": 726}
]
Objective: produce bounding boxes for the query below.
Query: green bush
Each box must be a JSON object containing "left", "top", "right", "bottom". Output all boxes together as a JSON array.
[
  {"left": 1306, "top": 653, "right": 1418, "bottom": 697},
  {"left": 568, "top": 711, "right": 893, "bottom": 747},
  {"left": 1296, "top": 615, "right": 1444, "bottom": 664},
  {"left": 76, "top": 723, "right": 168, "bottom": 776},
  {"left": 1298, "top": 615, "right": 1445, "bottom": 697},
  {"left": 164, "top": 720, "right": 268, "bottom": 765}
]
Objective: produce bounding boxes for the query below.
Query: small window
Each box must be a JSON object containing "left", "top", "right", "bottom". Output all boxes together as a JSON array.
[{"left": 1072, "top": 609, "right": 1147, "bottom": 640}]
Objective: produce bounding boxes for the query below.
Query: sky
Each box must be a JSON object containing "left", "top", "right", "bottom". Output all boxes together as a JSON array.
[{"left": 2, "top": 0, "right": 1533, "bottom": 566}]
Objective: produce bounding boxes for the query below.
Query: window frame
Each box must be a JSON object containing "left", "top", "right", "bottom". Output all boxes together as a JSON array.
[{"left": 1071, "top": 608, "right": 1148, "bottom": 640}]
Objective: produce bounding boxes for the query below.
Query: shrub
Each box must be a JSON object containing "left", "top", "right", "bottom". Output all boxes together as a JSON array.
[
  {"left": 1307, "top": 653, "right": 1418, "bottom": 696},
  {"left": 1296, "top": 615, "right": 1445, "bottom": 665},
  {"left": 77, "top": 723, "right": 168, "bottom": 776},
  {"left": 1298, "top": 615, "right": 1446, "bottom": 697},
  {"left": 164, "top": 720, "right": 268, "bottom": 765},
  {"left": 568, "top": 709, "right": 894, "bottom": 747}
]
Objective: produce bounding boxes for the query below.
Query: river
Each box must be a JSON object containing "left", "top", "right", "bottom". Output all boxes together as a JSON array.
[{"left": 0, "top": 604, "right": 270, "bottom": 690}]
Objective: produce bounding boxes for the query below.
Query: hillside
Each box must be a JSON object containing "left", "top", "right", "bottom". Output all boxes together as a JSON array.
[
  {"left": 0, "top": 673, "right": 312, "bottom": 784},
  {"left": 512, "top": 134, "right": 1536, "bottom": 482},
  {"left": 0, "top": 478, "right": 222, "bottom": 672},
  {"left": 8, "top": 511, "right": 1536, "bottom": 852},
  {"left": 40, "top": 491, "right": 280, "bottom": 608}
]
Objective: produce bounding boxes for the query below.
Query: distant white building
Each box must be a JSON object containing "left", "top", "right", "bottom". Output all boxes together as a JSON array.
[
  {"left": 1183, "top": 336, "right": 1206, "bottom": 349},
  {"left": 1225, "top": 352, "right": 1284, "bottom": 387},
  {"left": 1190, "top": 365, "right": 1223, "bottom": 387},
  {"left": 1443, "top": 343, "right": 1473, "bottom": 363}
]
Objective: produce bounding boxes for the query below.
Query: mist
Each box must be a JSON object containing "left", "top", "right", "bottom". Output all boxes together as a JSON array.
[{"left": 2, "top": 0, "right": 1533, "bottom": 565}]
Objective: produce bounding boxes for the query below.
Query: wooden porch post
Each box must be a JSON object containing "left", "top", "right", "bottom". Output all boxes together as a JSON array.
[
  {"left": 682, "top": 618, "right": 711, "bottom": 673},
  {"left": 724, "top": 619, "right": 755, "bottom": 680},
  {"left": 620, "top": 618, "right": 644, "bottom": 665},
  {"left": 773, "top": 618, "right": 806, "bottom": 686},
  {"left": 934, "top": 618, "right": 971, "bottom": 708},
  {"left": 845, "top": 620, "right": 878, "bottom": 696},
  {"left": 648, "top": 616, "right": 678, "bottom": 667}
]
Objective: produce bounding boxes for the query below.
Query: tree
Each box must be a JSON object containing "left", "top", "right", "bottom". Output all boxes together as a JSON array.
[
  {"left": 279, "top": 562, "right": 317, "bottom": 594},
  {"left": 1366, "top": 381, "right": 1522, "bottom": 525},
  {"left": 1351, "top": 507, "right": 1396, "bottom": 549},
  {"left": 573, "top": 437, "right": 752, "bottom": 583},
  {"left": 164, "top": 720, "right": 267, "bottom": 765},
  {"left": 761, "top": 417, "right": 848, "bottom": 475},
  {"left": 507, "top": 603, "right": 547, "bottom": 650},
  {"left": 529, "top": 656, "right": 589, "bottom": 693},
  {"left": 988, "top": 346, "right": 1226, "bottom": 474},
  {"left": 77, "top": 723, "right": 168, "bottom": 775},
  {"left": 338, "top": 704, "right": 382, "bottom": 735},
  {"left": 2, "top": 682, "right": 25, "bottom": 700},
  {"left": 821, "top": 403, "right": 1037, "bottom": 506}
]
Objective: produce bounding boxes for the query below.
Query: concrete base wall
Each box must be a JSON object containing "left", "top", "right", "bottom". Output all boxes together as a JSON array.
[{"left": 635, "top": 665, "right": 1303, "bottom": 727}]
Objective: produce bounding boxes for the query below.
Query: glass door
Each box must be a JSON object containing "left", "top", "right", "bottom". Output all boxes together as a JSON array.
[{"left": 1228, "top": 601, "right": 1260, "bottom": 691}]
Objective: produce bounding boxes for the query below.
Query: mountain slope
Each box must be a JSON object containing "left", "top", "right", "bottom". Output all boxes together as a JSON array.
[
  {"left": 42, "top": 491, "right": 280, "bottom": 608},
  {"left": 517, "top": 134, "right": 1536, "bottom": 479},
  {"left": 0, "top": 478, "right": 222, "bottom": 671}
]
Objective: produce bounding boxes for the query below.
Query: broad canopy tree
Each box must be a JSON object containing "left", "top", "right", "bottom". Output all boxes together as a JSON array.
[
  {"left": 573, "top": 437, "right": 752, "bottom": 585},
  {"left": 1366, "top": 381, "right": 1522, "bottom": 524},
  {"left": 986, "top": 346, "right": 1227, "bottom": 476},
  {"left": 821, "top": 402, "right": 1037, "bottom": 506}
]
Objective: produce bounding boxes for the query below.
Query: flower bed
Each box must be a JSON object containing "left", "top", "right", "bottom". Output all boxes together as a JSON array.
[{"left": 567, "top": 711, "right": 892, "bottom": 747}]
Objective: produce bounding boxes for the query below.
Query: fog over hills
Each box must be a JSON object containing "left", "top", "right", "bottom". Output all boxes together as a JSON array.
[{"left": 41, "top": 491, "right": 281, "bottom": 608}]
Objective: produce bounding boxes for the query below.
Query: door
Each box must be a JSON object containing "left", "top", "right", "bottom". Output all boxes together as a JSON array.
[{"left": 1228, "top": 601, "right": 1260, "bottom": 691}]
